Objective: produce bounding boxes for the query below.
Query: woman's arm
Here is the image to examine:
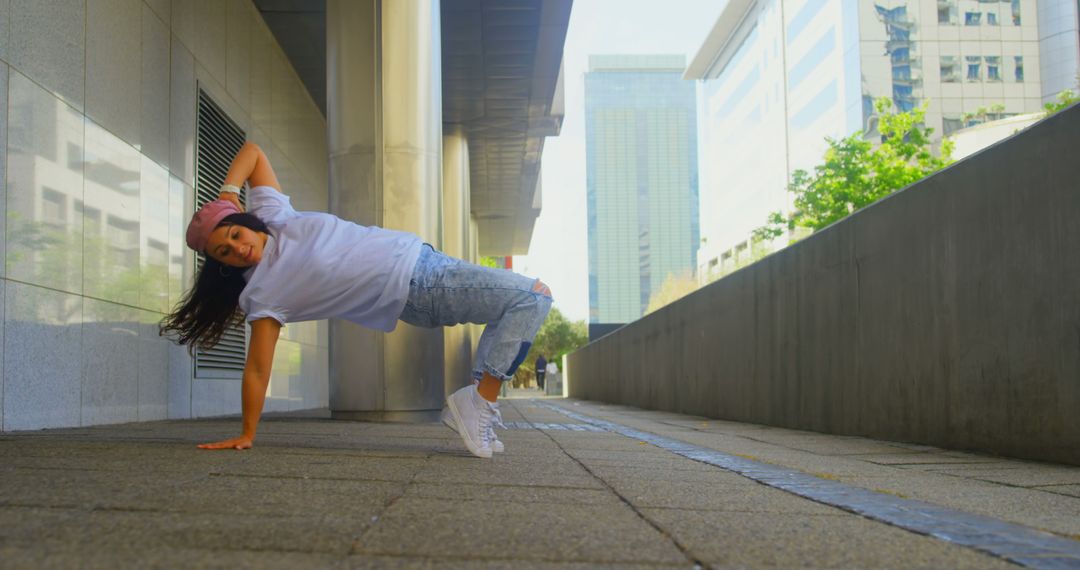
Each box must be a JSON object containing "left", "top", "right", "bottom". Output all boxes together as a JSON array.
[
  {"left": 216, "top": 141, "right": 282, "bottom": 210},
  {"left": 197, "top": 318, "right": 282, "bottom": 450}
]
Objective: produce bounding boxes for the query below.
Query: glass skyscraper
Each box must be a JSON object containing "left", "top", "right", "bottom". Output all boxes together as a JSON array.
[{"left": 585, "top": 55, "right": 699, "bottom": 325}]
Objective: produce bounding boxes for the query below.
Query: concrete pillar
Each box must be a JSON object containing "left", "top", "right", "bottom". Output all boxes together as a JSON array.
[
  {"left": 468, "top": 217, "right": 480, "bottom": 264},
  {"left": 467, "top": 216, "right": 482, "bottom": 357},
  {"left": 326, "top": 0, "right": 444, "bottom": 421},
  {"left": 442, "top": 131, "right": 473, "bottom": 394}
]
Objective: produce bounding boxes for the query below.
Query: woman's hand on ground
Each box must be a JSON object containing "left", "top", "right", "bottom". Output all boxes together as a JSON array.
[{"left": 197, "top": 435, "right": 253, "bottom": 450}]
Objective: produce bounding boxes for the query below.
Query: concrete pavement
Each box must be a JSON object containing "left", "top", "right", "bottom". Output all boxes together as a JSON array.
[{"left": 1, "top": 393, "right": 1077, "bottom": 568}]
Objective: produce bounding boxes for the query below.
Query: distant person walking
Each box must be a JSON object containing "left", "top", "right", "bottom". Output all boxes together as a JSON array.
[
  {"left": 535, "top": 354, "right": 548, "bottom": 390},
  {"left": 545, "top": 359, "right": 559, "bottom": 394}
]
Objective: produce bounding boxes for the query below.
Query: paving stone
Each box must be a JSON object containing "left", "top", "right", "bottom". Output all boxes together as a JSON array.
[
  {"left": 755, "top": 437, "right": 927, "bottom": 456},
  {"left": 404, "top": 481, "right": 622, "bottom": 506},
  {"left": 571, "top": 454, "right": 722, "bottom": 473},
  {"left": 636, "top": 431, "right": 825, "bottom": 465},
  {"left": 0, "top": 439, "right": 244, "bottom": 463},
  {"left": 208, "top": 452, "right": 427, "bottom": 483},
  {"left": 854, "top": 453, "right": 1000, "bottom": 466},
  {"left": 1038, "top": 484, "right": 1080, "bottom": 498},
  {"left": 0, "top": 441, "right": 428, "bottom": 481},
  {"left": 5, "top": 509, "right": 369, "bottom": 555},
  {"left": 482, "top": 434, "right": 568, "bottom": 457},
  {"left": 254, "top": 446, "right": 435, "bottom": 460},
  {"left": 0, "top": 544, "right": 346, "bottom": 570},
  {"left": 581, "top": 463, "right": 755, "bottom": 484},
  {"left": 641, "top": 509, "right": 1016, "bottom": 569},
  {"left": 0, "top": 466, "right": 202, "bottom": 509},
  {"left": 835, "top": 474, "right": 1080, "bottom": 536},
  {"left": 542, "top": 433, "right": 653, "bottom": 452},
  {"left": 343, "top": 556, "right": 692, "bottom": 569},
  {"left": 128, "top": 475, "right": 403, "bottom": 518},
  {"left": 0, "top": 505, "right": 83, "bottom": 541},
  {"left": 913, "top": 461, "right": 1031, "bottom": 472},
  {"left": 354, "top": 497, "right": 689, "bottom": 565},
  {"left": 930, "top": 466, "right": 1080, "bottom": 487},
  {"left": 413, "top": 456, "right": 603, "bottom": 490},
  {"left": 606, "top": 477, "right": 841, "bottom": 514},
  {"left": 666, "top": 446, "right": 914, "bottom": 479},
  {"left": 562, "top": 447, "right": 710, "bottom": 465}
]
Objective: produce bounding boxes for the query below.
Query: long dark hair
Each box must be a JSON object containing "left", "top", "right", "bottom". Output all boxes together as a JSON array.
[{"left": 160, "top": 213, "right": 270, "bottom": 354}]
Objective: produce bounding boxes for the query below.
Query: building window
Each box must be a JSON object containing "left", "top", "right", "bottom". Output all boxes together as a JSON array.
[
  {"left": 943, "top": 115, "right": 963, "bottom": 135},
  {"left": 986, "top": 56, "right": 1001, "bottom": 81},
  {"left": 1014, "top": 56, "right": 1024, "bottom": 81},
  {"left": 41, "top": 188, "right": 67, "bottom": 225},
  {"left": 965, "top": 11, "right": 982, "bottom": 25},
  {"left": 82, "top": 203, "right": 102, "bottom": 231},
  {"left": 147, "top": 239, "right": 168, "bottom": 267},
  {"left": 966, "top": 56, "right": 982, "bottom": 81},
  {"left": 987, "top": 11, "right": 998, "bottom": 25},
  {"left": 938, "top": 1, "right": 957, "bottom": 24},
  {"left": 1011, "top": 0, "right": 1021, "bottom": 24},
  {"left": 67, "top": 142, "right": 81, "bottom": 170},
  {"left": 940, "top": 56, "right": 960, "bottom": 82}
]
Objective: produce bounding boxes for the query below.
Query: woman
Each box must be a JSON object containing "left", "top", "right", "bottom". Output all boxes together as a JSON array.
[{"left": 161, "top": 141, "right": 552, "bottom": 459}]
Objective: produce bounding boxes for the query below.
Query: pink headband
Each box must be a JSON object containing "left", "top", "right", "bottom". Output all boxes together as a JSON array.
[{"left": 186, "top": 199, "right": 241, "bottom": 252}]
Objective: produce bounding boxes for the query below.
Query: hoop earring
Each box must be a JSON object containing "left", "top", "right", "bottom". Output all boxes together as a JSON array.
[{"left": 219, "top": 265, "right": 232, "bottom": 277}]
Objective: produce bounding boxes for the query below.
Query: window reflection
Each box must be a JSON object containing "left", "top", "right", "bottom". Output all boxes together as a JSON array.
[
  {"left": 6, "top": 71, "right": 84, "bottom": 298},
  {"left": 82, "top": 121, "right": 141, "bottom": 309}
]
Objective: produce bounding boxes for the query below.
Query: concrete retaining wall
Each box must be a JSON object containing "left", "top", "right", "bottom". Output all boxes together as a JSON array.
[{"left": 568, "top": 103, "right": 1080, "bottom": 466}]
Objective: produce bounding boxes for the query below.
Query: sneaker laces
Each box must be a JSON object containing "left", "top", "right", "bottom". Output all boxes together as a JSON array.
[
  {"left": 478, "top": 399, "right": 495, "bottom": 448},
  {"left": 486, "top": 403, "right": 505, "bottom": 446},
  {"left": 490, "top": 404, "right": 507, "bottom": 430}
]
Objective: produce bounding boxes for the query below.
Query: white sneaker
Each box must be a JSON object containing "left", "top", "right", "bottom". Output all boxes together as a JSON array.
[
  {"left": 447, "top": 384, "right": 494, "bottom": 458},
  {"left": 488, "top": 403, "right": 506, "bottom": 453},
  {"left": 441, "top": 406, "right": 457, "bottom": 432},
  {"left": 442, "top": 404, "right": 504, "bottom": 453}
]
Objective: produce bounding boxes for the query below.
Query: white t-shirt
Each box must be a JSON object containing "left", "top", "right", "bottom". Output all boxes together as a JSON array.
[{"left": 237, "top": 186, "right": 422, "bottom": 331}]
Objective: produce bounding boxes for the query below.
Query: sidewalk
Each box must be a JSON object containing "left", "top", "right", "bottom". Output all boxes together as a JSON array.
[{"left": 1, "top": 398, "right": 1078, "bottom": 569}]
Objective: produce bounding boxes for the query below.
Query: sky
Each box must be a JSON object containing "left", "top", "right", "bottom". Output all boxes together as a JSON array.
[{"left": 512, "top": 0, "right": 723, "bottom": 323}]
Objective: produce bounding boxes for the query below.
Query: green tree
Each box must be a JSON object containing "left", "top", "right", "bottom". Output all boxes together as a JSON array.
[
  {"left": 1044, "top": 89, "right": 1078, "bottom": 115},
  {"left": 644, "top": 271, "right": 699, "bottom": 314},
  {"left": 756, "top": 98, "right": 954, "bottom": 236}
]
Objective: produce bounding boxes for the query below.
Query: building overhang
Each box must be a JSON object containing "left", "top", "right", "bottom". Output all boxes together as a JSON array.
[
  {"left": 254, "top": 0, "right": 572, "bottom": 257},
  {"left": 442, "top": 0, "right": 571, "bottom": 255},
  {"left": 684, "top": 0, "right": 756, "bottom": 80}
]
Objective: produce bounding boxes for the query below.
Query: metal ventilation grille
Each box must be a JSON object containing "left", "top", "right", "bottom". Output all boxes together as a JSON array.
[{"left": 195, "top": 87, "right": 248, "bottom": 379}]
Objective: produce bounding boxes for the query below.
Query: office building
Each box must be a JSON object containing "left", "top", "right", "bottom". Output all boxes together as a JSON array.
[
  {"left": 585, "top": 55, "right": 699, "bottom": 324},
  {"left": 688, "top": 0, "right": 1077, "bottom": 282}
]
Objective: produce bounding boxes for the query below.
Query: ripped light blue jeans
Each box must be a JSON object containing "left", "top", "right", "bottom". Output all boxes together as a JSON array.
[{"left": 399, "top": 244, "right": 553, "bottom": 381}]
